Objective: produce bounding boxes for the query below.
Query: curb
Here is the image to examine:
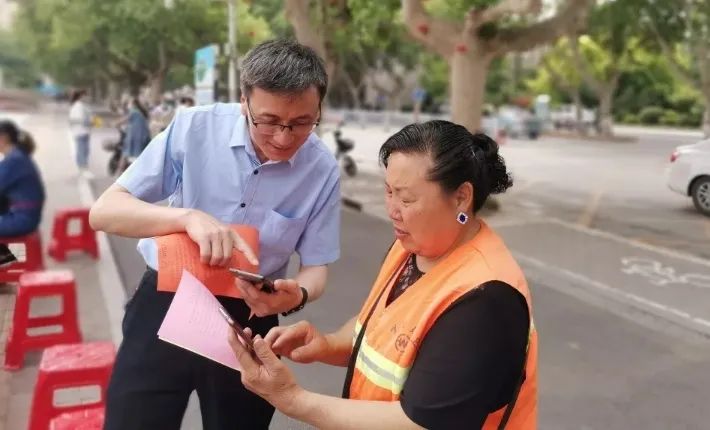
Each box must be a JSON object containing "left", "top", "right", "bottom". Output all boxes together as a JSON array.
[{"left": 71, "top": 132, "right": 126, "bottom": 345}]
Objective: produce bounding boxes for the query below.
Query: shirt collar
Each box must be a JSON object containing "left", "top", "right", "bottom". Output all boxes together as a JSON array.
[{"left": 229, "top": 112, "right": 299, "bottom": 167}]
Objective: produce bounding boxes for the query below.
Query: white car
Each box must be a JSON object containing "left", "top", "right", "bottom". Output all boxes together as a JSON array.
[{"left": 668, "top": 140, "right": 710, "bottom": 216}]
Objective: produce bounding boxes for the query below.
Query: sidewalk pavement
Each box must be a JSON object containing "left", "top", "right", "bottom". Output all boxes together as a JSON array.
[{"left": 0, "top": 104, "right": 122, "bottom": 429}]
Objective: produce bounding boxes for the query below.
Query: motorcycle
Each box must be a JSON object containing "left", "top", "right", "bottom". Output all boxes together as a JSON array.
[
  {"left": 101, "top": 126, "right": 126, "bottom": 176},
  {"left": 333, "top": 126, "right": 357, "bottom": 177}
]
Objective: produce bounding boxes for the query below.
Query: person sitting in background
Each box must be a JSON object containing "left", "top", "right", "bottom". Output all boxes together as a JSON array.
[{"left": 0, "top": 121, "right": 46, "bottom": 267}]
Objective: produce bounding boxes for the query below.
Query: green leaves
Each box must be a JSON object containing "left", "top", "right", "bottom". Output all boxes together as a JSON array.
[{"left": 12, "top": 0, "right": 265, "bottom": 89}]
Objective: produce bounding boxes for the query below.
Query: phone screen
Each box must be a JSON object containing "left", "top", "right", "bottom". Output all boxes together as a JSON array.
[{"left": 218, "top": 306, "right": 258, "bottom": 360}]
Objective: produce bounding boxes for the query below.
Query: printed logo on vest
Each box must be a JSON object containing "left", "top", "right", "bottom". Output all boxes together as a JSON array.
[{"left": 395, "top": 333, "right": 411, "bottom": 352}]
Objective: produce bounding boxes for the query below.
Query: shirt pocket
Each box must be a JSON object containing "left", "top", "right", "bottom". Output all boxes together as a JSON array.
[{"left": 260, "top": 209, "right": 308, "bottom": 258}]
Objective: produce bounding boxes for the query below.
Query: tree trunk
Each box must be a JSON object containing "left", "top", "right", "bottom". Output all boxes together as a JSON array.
[
  {"left": 598, "top": 87, "right": 614, "bottom": 137},
  {"left": 93, "top": 76, "right": 102, "bottom": 104},
  {"left": 107, "top": 81, "right": 120, "bottom": 112},
  {"left": 284, "top": 0, "right": 337, "bottom": 92},
  {"left": 149, "top": 72, "right": 166, "bottom": 107},
  {"left": 702, "top": 96, "right": 710, "bottom": 138},
  {"left": 451, "top": 50, "right": 491, "bottom": 133},
  {"left": 402, "top": 0, "right": 593, "bottom": 133},
  {"left": 128, "top": 79, "right": 142, "bottom": 98},
  {"left": 349, "top": 88, "right": 361, "bottom": 110},
  {"left": 339, "top": 65, "right": 362, "bottom": 109},
  {"left": 573, "top": 89, "right": 585, "bottom": 135}
]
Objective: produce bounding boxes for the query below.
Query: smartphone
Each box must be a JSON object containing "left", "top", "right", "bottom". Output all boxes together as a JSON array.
[
  {"left": 229, "top": 268, "right": 276, "bottom": 294},
  {"left": 218, "top": 305, "right": 260, "bottom": 362}
]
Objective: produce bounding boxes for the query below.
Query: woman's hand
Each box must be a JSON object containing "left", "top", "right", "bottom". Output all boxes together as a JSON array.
[
  {"left": 264, "top": 321, "right": 331, "bottom": 363},
  {"left": 228, "top": 329, "right": 303, "bottom": 414}
]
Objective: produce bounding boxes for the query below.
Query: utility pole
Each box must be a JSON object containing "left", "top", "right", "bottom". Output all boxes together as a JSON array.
[{"left": 228, "top": 0, "right": 238, "bottom": 102}]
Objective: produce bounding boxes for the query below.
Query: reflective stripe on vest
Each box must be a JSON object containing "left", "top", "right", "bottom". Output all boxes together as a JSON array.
[
  {"left": 353, "top": 321, "right": 410, "bottom": 394},
  {"left": 355, "top": 318, "right": 536, "bottom": 397}
]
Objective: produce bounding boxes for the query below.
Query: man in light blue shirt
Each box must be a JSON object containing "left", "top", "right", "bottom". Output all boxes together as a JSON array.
[{"left": 90, "top": 39, "right": 340, "bottom": 429}]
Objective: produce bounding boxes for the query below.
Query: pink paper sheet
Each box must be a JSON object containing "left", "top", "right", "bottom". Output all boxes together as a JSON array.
[{"left": 158, "top": 270, "right": 241, "bottom": 371}]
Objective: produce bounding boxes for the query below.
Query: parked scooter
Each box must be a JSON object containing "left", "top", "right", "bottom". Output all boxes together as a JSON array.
[
  {"left": 101, "top": 126, "right": 126, "bottom": 176},
  {"left": 333, "top": 125, "right": 357, "bottom": 177}
]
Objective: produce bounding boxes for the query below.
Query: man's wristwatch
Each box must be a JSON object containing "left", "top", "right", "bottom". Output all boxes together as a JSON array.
[{"left": 282, "top": 287, "right": 308, "bottom": 317}]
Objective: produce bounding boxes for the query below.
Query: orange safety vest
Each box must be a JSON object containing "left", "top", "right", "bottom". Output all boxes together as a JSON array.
[{"left": 346, "top": 221, "right": 538, "bottom": 429}]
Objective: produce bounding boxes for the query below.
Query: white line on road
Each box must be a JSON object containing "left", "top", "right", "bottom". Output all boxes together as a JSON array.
[
  {"left": 547, "top": 217, "right": 710, "bottom": 268},
  {"left": 620, "top": 257, "right": 710, "bottom": 289},
  {"left": 485, "top": 219, "right": 539, "bottom": 228},
  {"left": 517, "top": 253, "right": 709, "bottom": 335}
]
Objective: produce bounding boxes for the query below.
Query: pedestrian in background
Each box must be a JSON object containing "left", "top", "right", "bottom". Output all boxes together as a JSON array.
[
  {"left": 115, "top": 97, "right": 151, "bottom": 172},
  {"left": 68, "top": 89, "right": 93, "bottom": 177}
]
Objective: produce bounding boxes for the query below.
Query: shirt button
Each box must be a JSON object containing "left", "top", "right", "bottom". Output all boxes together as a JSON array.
[
  {"left": 253, "top": 170, "right": 259, "bottom": 175},
  {"left": 240, "top": 203, "right": 246, "bottom": 208}
]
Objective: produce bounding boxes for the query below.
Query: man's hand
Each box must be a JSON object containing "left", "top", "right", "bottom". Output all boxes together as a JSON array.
[
  {"left": 264, "top": 321, "right": 330, "bottom": 363},
  {"left": 236, "top": 279, "right": 303, "bottom": 317},
  {"left": 183, "top": 209, "right": 258, "bottom": 267}
]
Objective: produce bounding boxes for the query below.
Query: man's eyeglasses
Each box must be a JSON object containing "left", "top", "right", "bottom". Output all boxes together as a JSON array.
[{"left": 246, "top": 99, "right": 320, "bottom": 136}]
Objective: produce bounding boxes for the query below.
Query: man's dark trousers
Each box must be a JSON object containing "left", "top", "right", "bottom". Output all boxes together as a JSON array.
[{"left": 104, "top": 268, "right": 278, "bottom": 429}]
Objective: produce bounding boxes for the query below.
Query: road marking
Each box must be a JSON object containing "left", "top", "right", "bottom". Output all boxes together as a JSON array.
[
  {"left": 517, "top": 253, "right": 709, "bottom": 335},
  {"left": 613, "top": 217, "right": 705, "bottom": 224},
  {"left": 632, "top": 236, "right": 691, "bottom": 248},
  {"left": 621, "top": 257, "right": 710, "bottom": 289},
  {"left": 547, "top": 218, "right": 710, "bottom": 268},
  {"left": 488, "top": 219, "right": 537, "bottom": 227}
]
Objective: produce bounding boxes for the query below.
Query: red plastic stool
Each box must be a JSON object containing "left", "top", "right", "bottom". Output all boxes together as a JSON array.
[
  {"left": 49, "top": 406, "right": 104, "bottom": 430},
  {"left": 4, "top": 270, "right": 82, "bottom": 370},
  {"left": 29, "top": 342, "right": 115, "bottom": 430},
  {"left": 48, "top": 208, "right": 98, "bottom": 262},
  {"left": 0, "top": 232, "right": 44, "bottom": 283}
]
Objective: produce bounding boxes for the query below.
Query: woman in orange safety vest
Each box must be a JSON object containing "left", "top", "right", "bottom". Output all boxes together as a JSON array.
[{"left": 230, "top": 120, "right": 537, "bottom": 430}]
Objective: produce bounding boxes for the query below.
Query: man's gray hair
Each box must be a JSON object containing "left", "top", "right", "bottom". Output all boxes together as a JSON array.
[{"left": 240, "top": 39, "right": 328, "bottom": 102}]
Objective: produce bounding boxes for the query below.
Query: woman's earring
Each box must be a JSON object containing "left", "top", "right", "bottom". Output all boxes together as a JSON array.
[{"left": 456, "top": 212, "right": 469, "bottom": 225}]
